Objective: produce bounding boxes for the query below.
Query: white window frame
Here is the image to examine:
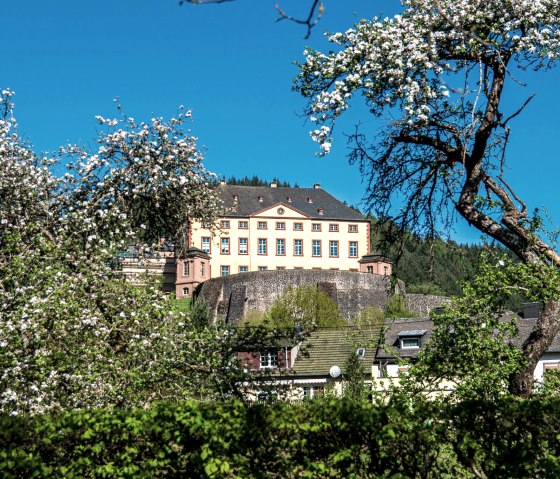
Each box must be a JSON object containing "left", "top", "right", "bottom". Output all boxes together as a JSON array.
[
  {"left": 201, "top": 237, "right": 211, "bottom": 253},
  {"left": 221, "top": 265, "right": 230, "bottom": 277},
  {"left": 349, "top": 241, "right": 358, "bottom": 258},
  {"left": 294, "top": 239, "right": 303, "bottom": 256},
  {"left": 260, "top": 350, "right": 279, "bottom": 369},
  {"left": 312, "top": 240, "right": 321, "bottom": 257},
  {"left": 276, "top": 239, "right": 285, "bottom": 255},
  {"left": 239, "top": 237, "right": 248, "bottom": 255},
  {"left": 329, "top": 240, "right": 339, "bottom": 257},
  {"left": 221, "top": 237, "right": 230, "bottom": 254}
]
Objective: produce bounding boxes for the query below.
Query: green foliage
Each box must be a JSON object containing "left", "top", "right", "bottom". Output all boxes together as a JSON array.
[
  {"left": 190, "top": 298, "right": 212, "bottom": 329},
  {"left": 169, "top": 297, "right": 191, "bottom": 313},
  {"left": 385, "top": 294, "right": 416, "bottom": 319},
  {"left": 267, "top": 285, "right": 345, "bottom": 329},
  {"left": 537, "top": 369, "right": 560, "bottom": 399},
  {"left": 238, "top": 309, "right": 267, "bottom": 327},
  {"left": 4, "top": 398, "right": 560, "bottom": 478},
  {"left": 406, "top": 282, "right": 447, "bottom": 296},
  {"left": 351, "top": 307, "right": 385, "bottom": 327},
  {"left": 406, "top": 254, "right": 560, "bottom": 400},
  {"left": 225, "top": 175, "right": 293, "bottom": 187},
  {"left": 343, "top": 352, "right": 367, "bottom": 403}
]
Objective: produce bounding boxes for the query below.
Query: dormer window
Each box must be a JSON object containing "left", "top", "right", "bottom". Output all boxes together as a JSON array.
[
  {"left": 307, "top": 197, "right": 313, "bottom": 204},
  {"left": 318, "top": 208, "right": 324, "bottom": 215},
  {"left": 397, "top": 330, "right": 427, "bottom": 349},
  {"left": 233, "top": 194, "right": 238, "bottom": 202},
  {"left": 258, "top": 195, "right": 264, "bottom": 203},
  {"left": 287, "top": 196, "right": 292, "bottom": 202}
]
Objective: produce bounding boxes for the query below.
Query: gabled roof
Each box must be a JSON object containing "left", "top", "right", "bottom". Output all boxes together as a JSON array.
[
  {"left": 292, "top": 327, "right": 382, "bottom": 376},
  {"left": 217, "top": 185, "right": 366, "bottom": 221}
]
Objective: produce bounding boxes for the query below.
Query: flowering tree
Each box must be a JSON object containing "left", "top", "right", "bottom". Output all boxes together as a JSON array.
[
  {"left": 295, "top": 0, "right": 560, "bottom": 396},
  {"left": 0, "top": 90, "right": 272, "bottom": 415}
]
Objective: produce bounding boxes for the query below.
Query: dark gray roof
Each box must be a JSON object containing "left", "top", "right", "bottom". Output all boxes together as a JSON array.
[
  {"left": 217, "top": 185, "right": 366, "bottom": 221},
  {"left": 376, "top": 317, "right": 436, "bottom": 361},
  {"left": 377, "top": 313, "right": 560, "bottom": 362},
  {"left": 292, "top": 327, "right": 382, "bottom": 376}
]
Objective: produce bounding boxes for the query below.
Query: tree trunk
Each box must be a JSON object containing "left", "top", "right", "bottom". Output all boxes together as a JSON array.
[{"left": 509, "top": 299, "right": 560, "bottom": 397}]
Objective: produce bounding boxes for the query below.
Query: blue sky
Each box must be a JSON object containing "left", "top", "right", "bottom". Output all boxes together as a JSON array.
[{"left": 4, "top": 0, "right": 560, "bottom": 245}]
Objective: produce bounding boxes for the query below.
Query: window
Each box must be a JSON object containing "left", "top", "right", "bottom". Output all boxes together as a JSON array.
[
  {"left": 260, "top": 351, "right": 278, "bottom": 369},
  {"left": 384, "top": 265, "right": 389, "bottom": 276},
  {"left": 239, "top": 220, "right": 248, "bottom": 229},
  {"left": 239, "top": 238, "right": 248, "bottom": 255},
  {"left": 293, "top": 223, "right": 303, "bottom": 231},
  {"left": 258, "top": 238, "right": 267, "bottom": 255},
  {"left": 349, "top": 241, "right": 358, "bottom": 258},
  {"left": 257, "top": 221, "right": 267, "bottom": 230},
  {"left": 356, "top": 348, "right": 366, "bottom": 358},
  {"left": 312, "top": 223, "right": 321, "bottom": 231},
  {"left": 276, "top": 239, "right": 285, "bottom": 255},
  {"left": 276, "top": 222, "right": 285, "bottom": 230},
  {"left": 221, "top": 265, "right": 230, "bottom": 277},
  {"left": 367, "top": 265, "right": 374, "bottom": 273},
  {"left": 397, "top": 329, "right": 428, "bottom": 349},
  {"left": 303, "top": 386, "right": 324, "bottom": 400},
  {"left": 400, "top": 338, "right": 420, "bottom": 349},
  {"left": 182, "top": 287, "right": 189, "bottom": 296},
  {"left": 201, "top": 237, "right": 211, "bottom": 253},
  {"left": 276, "top": 266, "right": 286, "bottom": 270},
  {"left": 294, "top": 239, "right": 303, "bottom": 256},
  {"left": 329, "top": 223, "right": 339, "bottom": 232},
  {"left": 221, "top": 237, "right": 230, "bottom": 254},
  {"left": 239, "top": 265, "right": 248, "bottom": 273},
  {"left": 312, "top": 240, "right": 321, "bottom": 257},
  {"left": 202, "top": 221, "right": 212, "bottom": 228},
  {"left": 329, "top": 240, "right": 339, "bottom": 257},
  {"left": 348, "top": 224, "right": 358, "bottom": 233},
  {"left": 258, "top": 266, "right": 268, "bottom": 271},
  {"left": 183, "top": 262, "right": 190, "bottom": 276},
  {"left": 200, "top": 262, "right": 205, "bottom": 277},
  {"left": 220, "top": 220, "right": 230, "bottom": 228}
]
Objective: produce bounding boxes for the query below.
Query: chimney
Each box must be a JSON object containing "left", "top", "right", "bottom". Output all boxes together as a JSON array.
[
  {"left": 314, "top": 183, "right": 321, "bottom": 189},
  {"left": 270, "top": 181, "right": 277, "bottom": 188},
  {"left": 522, "top": 302, "right": 541, "bottom": 319}
]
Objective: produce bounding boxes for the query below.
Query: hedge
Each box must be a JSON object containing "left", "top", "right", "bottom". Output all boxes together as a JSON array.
[{"left": 1, "top": 398, "right": 560, "bottom": 478}]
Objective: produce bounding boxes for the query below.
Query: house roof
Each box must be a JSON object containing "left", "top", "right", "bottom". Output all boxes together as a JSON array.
[
  {"left": 377, "top": 311, "right": 560, "bottom": 362},
  {"left": 292, "top": 326, "right": 382, "bottom": 377},
  {"left": 217, "top": 185, "right": 366, "bottom": 221},
  {"left": 376, "top": 317, "right": 436, "bottom": 361}
]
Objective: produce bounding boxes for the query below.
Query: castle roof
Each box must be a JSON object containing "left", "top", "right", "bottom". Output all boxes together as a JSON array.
[{"left": 217, "top": 184, "right": 366, "bottom": 221}]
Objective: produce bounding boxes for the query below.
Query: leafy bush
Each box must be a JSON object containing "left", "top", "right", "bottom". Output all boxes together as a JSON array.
[{"left": 3, "top": 398, "right": 560, "bottom": 478}]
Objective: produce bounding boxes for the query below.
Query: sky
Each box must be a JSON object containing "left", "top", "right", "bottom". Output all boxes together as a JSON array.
[{"left": 3, "top": 0, "right": 560, "bottom": 245}]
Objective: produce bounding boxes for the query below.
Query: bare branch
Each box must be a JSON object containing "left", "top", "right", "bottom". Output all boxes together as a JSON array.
[{"left": 274, "top": 0, "right": 323, "bottom": 39}]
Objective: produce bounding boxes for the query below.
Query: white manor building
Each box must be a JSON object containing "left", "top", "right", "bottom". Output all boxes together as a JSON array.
[{"left": 176, "top": 182, "right": 392, "bottom": 298}]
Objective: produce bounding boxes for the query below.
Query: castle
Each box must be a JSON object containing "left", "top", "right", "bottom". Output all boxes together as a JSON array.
[{"left": 175, "top": 182, "right": 393, "bottom": 298}]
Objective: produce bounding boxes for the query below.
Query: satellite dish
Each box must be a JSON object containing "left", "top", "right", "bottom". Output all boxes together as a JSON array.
[{"left": 329, "top": 365, "right": 341, "bottom": 378}]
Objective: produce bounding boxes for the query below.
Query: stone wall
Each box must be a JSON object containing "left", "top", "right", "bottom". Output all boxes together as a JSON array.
[
  {"left": 197, "top": 270, "right": 396, "bottom": 324},
  {"left": 404, "top": 294, "right": 449, "bottom": 316},
  {"left": 196, "top": 270, "right": 449, "bottom": 324}
]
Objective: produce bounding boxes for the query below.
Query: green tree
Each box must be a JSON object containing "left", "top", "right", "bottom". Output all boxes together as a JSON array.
[
  {"left": 267, "top": 285, "right": 345, "bottom": 329},
  {"left": 343, "top": 351, "right": 366, "bottom": 402},
  {"left": 385, "top": 294, "right": 416, "bottom": 319},
  {"left": 296, "top": 1, "right": 560, "bottom": 396},
  {"left": 404, "top": 255, "right": 560, "bottom": 400}
]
